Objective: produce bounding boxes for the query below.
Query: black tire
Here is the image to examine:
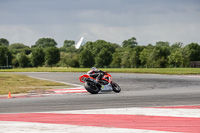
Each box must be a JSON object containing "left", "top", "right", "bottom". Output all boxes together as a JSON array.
[
  {"left": 111, "top": 82, "right": 121, "bottom": 93},
  {"left": 84, "top": 82, "right": 100, "bottom": 94}
]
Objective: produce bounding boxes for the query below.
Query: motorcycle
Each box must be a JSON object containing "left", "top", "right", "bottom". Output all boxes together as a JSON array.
[{"left": 79, "top": 72, "right": 121, "bottom": 94}]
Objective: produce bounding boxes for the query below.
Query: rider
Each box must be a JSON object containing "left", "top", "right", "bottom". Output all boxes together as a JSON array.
[{"left": 87, "top": 67, "right": 105, "bottom": 82}]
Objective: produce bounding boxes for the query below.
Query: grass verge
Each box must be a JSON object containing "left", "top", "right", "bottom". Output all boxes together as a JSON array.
[
  {"left": 0, "top": 67, "right": 200, "bottom": 75},
  {"left": 0, "top": 73, "right": 71, "bottom": 95}
]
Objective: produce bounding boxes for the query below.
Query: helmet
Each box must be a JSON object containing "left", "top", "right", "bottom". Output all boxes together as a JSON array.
[{"left": 91, "top": 67, "right": 97, "bottom": 71}]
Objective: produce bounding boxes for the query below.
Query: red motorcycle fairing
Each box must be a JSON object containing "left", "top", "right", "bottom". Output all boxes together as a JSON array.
[
  {"left": 101, "top": 73, "right": 112, "bottom": 83},
  {"left": 79, "top": 73, "right": 112, "bottom": 83},
  {"left": 79, "top": 74, "right": 89, "bottom": 83}
]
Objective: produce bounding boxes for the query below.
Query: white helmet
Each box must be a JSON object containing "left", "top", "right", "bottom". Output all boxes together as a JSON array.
[{"left": 91, "top": 67, "right": 97, "bottom": 71}]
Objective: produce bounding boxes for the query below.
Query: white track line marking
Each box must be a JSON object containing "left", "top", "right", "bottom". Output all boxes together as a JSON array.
[
  {"left": 45, "top": 107, "right": 200, "bottom": 118},
  {"left": 28, "top": 75, "right": 87, "bottom": 94},
  {"left": 0, "top": 121, "right": 178, "bottom": 133},
  {"left": 28, "top": 76, "right": 82, "bottom": 87}
]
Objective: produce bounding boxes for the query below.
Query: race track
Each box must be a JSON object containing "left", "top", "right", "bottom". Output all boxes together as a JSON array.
[
  {"left": 0, "top": 72, "right": 200, "bottom": 133},
  {"left": 0, "top": 72, "right": 200, "bottom": 113}
]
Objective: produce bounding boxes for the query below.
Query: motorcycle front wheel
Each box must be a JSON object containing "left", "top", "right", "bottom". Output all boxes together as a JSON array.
[
  {"left": 84, "top": 82, "right": 100, "bottom": 94},
  {"left": 111, "top": 81, "right": 121, "bottom": 93}
]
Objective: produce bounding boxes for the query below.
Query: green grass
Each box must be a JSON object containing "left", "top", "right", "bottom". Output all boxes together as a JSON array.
[
  {"left": 0, "top": 73, "right": 71, "bottom": 95},
  {"left": 0, "top": 67, "right": 90, "bottom": 72},
  {"left": 1, "top": 67, "right": 200, "bottom": 75},
  {"left": 104, "top": 68, "right": 200, "bottom": 75}
]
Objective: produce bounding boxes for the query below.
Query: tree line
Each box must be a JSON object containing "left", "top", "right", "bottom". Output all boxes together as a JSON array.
[{"left": 0, "top": 37, "right": 200, "bottom": 68}]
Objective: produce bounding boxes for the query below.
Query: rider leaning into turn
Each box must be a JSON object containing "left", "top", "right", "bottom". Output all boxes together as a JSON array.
[{"left": 87, "top": 67, "right": 105, "bottom": 82}]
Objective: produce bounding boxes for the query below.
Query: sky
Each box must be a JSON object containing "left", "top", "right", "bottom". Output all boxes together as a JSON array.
[{"left": 0, "top": 0, "right": 200, "bottom": 47}]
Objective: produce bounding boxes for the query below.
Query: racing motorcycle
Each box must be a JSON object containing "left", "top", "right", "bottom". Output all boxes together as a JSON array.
[{"left": 79, "top": 72, "right": 121, "bottom": 94}]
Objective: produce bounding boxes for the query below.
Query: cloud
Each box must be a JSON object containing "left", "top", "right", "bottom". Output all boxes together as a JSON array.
[
  {"left": 79, "top": 23, "right": 135, "bottom": 44},
  {"left": 0, "top": 25, "right": 43, "bottom": 46},
  {"left": 0, "top": 0, "right": 200, "bottom": 47}
]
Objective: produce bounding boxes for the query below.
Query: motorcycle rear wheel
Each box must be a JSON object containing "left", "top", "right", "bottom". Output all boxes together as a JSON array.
[
  {"left": 111, "top": 82, "right": 121, "bottom": 93},
  {"left": 84, "top": 82, "right": 100, "bottom": 94}
]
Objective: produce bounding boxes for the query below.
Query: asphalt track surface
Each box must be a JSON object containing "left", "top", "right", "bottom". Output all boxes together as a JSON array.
[{"left": 0, "top": 72, "right": 200, "bottom": 113}]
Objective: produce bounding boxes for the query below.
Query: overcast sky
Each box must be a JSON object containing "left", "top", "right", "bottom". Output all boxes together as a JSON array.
[{"left": 0, "top": 0, "right": 200, "bottom": 47}]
